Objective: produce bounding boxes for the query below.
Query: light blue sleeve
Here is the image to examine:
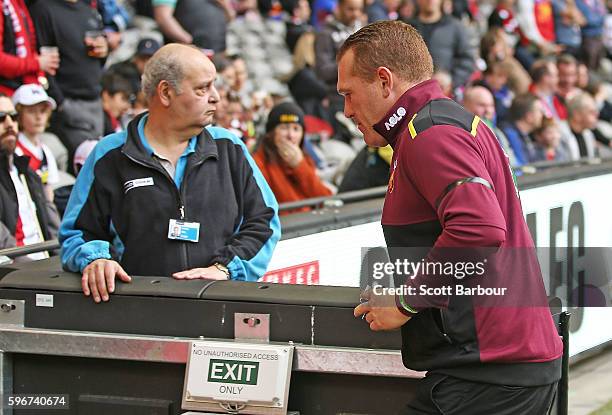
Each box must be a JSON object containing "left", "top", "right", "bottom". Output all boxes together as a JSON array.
[{"left": 59, "top": 133, "right": 126, "bottom": 273}]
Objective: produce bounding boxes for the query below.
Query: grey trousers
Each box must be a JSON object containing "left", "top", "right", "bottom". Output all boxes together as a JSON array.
[{"left": 51, "top": 97, "right": 104, "bottom": 172}]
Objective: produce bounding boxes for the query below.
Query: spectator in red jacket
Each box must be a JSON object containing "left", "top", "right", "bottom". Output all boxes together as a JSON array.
[
  {"left": 0, "top": 0, "right": 59, "bottom": 96},
  {"left": 253, "top": 102, "right": 332, "bottom": 213}
]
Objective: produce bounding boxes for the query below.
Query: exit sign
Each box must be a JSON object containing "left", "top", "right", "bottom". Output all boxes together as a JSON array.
[
  {"left": 208, "top": 359, "right": 259, "bottom": 385},
  {"left": 183, "top": 340, "right": 294, "bottom": 414}
]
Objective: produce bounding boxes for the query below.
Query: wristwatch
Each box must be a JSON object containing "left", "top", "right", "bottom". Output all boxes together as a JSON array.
[
  {"left": 397, "top": 292, "right": 418, "bottom": 316},
  {"left": 213, "top": 262, "right": 230, "bottom": 279}
]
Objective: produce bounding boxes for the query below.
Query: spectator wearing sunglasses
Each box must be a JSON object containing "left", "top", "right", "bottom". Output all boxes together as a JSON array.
[{"left": 0, "top": 93, "right": 59, "bottom": 257}]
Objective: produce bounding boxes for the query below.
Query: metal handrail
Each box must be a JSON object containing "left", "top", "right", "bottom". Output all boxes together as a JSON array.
[
  {"left": 279, "top": 186, "right": 387, "bottom": 212},
  {"left": 515, "top": 156, "right": 605, "bottom": 174},
  {"left": 0, "top": 240, "right": 60, "bottom": 258}
]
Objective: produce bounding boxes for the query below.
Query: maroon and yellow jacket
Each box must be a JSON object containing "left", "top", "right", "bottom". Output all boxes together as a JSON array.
[{"left": 374, "top": 80, "right": 562, "bottom": 386}]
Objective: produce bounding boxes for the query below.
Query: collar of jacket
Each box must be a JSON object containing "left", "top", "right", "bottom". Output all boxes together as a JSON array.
[
  {"left": 0, "top": 152, "right": 32, "bottom": 176},
  {"left": 372, "top": 79, "right": 446, "bottom": 148},
  {"left": 13, "top": 153, "right": 31, "bottom": 174},
  {"left": 122, "top": 111, "right": 220, "bottom": 168},
  {"left": 0, "top": 153, "right": 36, "bottom": 218}
]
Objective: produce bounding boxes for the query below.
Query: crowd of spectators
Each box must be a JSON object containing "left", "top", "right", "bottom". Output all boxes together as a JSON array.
[{"left": 0, "top": 0, "right": 612, "bottom": 254}]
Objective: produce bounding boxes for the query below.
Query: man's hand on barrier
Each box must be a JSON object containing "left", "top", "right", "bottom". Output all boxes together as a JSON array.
[
  {"left": 354, "top": 286, "right": 411, "bottom": 331},
  {"left": 82, "top": 259, "right": 132, "bottom": 303},
  {"left": 172, "top": 266, "right": 229, "bottom": 280}
]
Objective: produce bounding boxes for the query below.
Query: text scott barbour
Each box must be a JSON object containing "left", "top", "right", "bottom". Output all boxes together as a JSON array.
[{"left": 374, "top": 285, "right": 508, "bottom": 296}]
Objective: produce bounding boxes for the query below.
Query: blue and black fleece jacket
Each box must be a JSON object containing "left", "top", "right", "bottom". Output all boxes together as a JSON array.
[{"left": 59, "top": 112, "right": 280, "bottom": 281}]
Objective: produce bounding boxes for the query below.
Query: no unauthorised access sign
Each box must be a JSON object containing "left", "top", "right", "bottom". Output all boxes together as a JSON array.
[{"left": 182, "top": 340, "right": 294, "bottom": 414}]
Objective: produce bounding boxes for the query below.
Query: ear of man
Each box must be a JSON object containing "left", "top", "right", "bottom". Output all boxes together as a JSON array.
[
  {"left": 377, "top": 66, "right": 393, "bottom": 99},
  {"left": 158, "top": 80, "right": 173, "bottom": 107}
]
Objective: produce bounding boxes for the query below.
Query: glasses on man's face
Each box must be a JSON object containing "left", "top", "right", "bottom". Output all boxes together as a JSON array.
[{"left": 0, "top": 111, "right": 18, "bottom": 123}]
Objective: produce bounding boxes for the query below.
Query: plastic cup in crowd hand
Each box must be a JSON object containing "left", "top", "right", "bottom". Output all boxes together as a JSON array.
[
  {"left": 37, "top": 46, "right": 60, "bottom": 84},
  {"left": 84, "top": 30, "right": 105, "bottom": 55},
  {"left": 39, "top": 46, "right": 59, "bottom": 56}
]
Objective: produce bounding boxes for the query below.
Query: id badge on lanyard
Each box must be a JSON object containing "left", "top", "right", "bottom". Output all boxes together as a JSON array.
[{"left": 168, "top": 219, "right": 200, "bottom": 242}]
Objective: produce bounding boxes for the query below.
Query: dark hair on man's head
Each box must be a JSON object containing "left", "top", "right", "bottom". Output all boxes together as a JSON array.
[
  {"left": 280, "top": 0, "right": 299, "bottom": 13},
  {"left": 101, "top": 72, "right": 134, "bottom": 96},
  {"left": 530, "top": 59, "right": 555, "bottom": 83},
  {"left": 509, "top": 93, "right": 539, "bottom": 122},
  {"left": 0, "top": 92, "right": 7, "bottom": 98},
  {"left": 227, "top": 54, "right": 244, "bottom": 63},
  {"left": 337, "top": 20, "right": 433, "bottom": 84},
  {"left": 212, "top": 55, "right": 233, "bottom": 72}
]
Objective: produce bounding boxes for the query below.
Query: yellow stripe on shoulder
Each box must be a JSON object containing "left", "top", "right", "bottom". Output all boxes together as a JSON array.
[
  {"left": 408, "top": 113, "right": 418, "bottom": 139},
  {"left": 470, "top": 116, "right": 480, "bottom": 137}
]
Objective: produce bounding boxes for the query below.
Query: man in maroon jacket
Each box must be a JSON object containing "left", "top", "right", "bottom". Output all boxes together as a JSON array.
[{"left": 342, "top": 21, "right": 562, "bottom": 413}]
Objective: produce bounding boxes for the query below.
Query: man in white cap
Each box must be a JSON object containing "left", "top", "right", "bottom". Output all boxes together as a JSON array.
[
  {"left": 12, "top": 84, "right": 63, "bottom": 202},
  {"left": 0, "top": 93, "right": 59, "bottom": 257}
]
